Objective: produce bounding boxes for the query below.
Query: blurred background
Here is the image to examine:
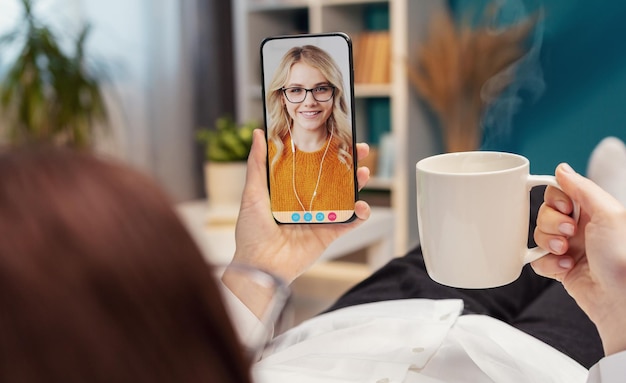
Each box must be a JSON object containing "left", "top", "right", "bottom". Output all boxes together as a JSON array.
[
  {"left": 2, "top": 0, "right": 625, "bottom": 324},
  {"left": 0, "top": 0, "right": 233, "bottom": 202}
]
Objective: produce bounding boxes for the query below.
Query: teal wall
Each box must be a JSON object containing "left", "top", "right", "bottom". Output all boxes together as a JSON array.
[{"left": 450, "top": 0, "right": 626, "bottom": 175}]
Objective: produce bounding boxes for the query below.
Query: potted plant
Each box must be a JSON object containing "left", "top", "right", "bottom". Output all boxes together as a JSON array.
[
  {"left": 0, "top": 0, "right": 108, "bottom": 148},
  {"left": 196, "top": 115, "right": 258, "bottom": 209}
]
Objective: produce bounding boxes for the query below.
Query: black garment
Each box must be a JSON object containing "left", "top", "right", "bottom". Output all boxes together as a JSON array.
[{"left": 327, "top": 187, "right": 603, "bottom": 369}]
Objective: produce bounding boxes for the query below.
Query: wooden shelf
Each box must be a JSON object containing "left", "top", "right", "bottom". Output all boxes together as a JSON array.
[{"left": 365, "top": 176, "right": 392, "bottom": 190}]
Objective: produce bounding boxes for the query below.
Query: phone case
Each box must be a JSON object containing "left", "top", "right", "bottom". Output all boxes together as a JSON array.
[{"left": 260, "top": 32, "right": 358, "bottom": 224}]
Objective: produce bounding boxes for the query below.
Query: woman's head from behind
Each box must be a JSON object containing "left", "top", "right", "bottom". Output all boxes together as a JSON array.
[{"left": 0, "top": 146, "right": 251, "bottom": 383}]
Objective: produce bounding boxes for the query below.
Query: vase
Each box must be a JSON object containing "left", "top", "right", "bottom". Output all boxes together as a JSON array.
[
  {"left": 441, "top": 101, "right": 482, "bottom": 153},
  {"left": 204, "top": 162, "right": 247, "bottom": 208}
]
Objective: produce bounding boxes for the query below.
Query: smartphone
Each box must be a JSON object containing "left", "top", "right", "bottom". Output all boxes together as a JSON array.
[{"left": 260, "top": 32, "right": 358, "bottom": 224}]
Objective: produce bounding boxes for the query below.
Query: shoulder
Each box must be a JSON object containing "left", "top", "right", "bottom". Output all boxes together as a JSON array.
[
  {"left": 268, "top": 135, "right": 288, "bottom": 157},
  {"left": 329, "top": 140, "right": 353, "bottom": 168},
  {"left": 329, "top": 137, "right": 351, "bottom": 154},
  {"left": 268, "top": 139, "right": 277, "bottom": 157}
]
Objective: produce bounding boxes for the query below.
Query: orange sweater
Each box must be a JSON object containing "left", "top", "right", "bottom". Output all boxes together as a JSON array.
[{"left": 268, "top": 135, "right": 355, "bottom": 212}]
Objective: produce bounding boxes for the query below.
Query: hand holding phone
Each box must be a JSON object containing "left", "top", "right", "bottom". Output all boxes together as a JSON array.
[{"left": 260, "top": 33, "right": 358, "bottom": 224}]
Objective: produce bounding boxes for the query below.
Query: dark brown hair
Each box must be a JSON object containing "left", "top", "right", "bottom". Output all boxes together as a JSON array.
[{"left": 0, "top": 145, "right": 252, "bottom": 383}]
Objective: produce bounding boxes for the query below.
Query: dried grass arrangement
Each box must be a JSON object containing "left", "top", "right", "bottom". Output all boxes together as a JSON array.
[{"left": 407, "top": 6, "right": 537, "bottom": 152}]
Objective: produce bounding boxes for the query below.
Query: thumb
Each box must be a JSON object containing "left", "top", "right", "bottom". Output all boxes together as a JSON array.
[{"left": 555, "top": 163, "right": 623, "bottom": 216}]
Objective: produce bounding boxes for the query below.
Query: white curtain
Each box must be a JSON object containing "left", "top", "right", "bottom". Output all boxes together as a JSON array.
[{"left": 0, "top": 0, "right": 197, "bottom": 201}]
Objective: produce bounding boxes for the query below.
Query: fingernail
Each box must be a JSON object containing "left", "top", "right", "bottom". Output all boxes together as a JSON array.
[
  {"left": 558, "top": 257, "right": 573, "bottom": 269},
  {"left": 549, "top": 239, "right": 564, "bottom": 253},
  {"left": 555, "top": 201, "right": 569, "bottom": 214},
  {"left": 558, "top": 223, "right": 575, "bottom": 236},
  {"left": 560, "top": 163, "right": 575, "bottom": 174}
]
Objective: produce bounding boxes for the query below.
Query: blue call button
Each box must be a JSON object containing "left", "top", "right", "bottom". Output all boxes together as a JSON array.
[
  {"left": 291, "top": 213, "right": 301, "bottom": 222},
  {"left": 303, "top": 212, "right": 313, "bottom": 222}
]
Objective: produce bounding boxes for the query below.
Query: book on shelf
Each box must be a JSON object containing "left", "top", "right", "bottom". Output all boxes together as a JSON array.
[
  {"left": 353, "top": 2, "right": 390, "bottom": 85},
  {"left": 366, "top": 97, "right": 391, "bottom": 146},
  {"left": 353, "top": 31, "right": 391, "bottom": 85},
  {"left": 377, "top": 132, "right": 394, "bottom": 180}
]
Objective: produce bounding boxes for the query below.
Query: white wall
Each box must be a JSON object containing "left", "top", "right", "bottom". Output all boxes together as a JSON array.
[{"left": 0, "top": 0, "right": 196, "bottom": 201}]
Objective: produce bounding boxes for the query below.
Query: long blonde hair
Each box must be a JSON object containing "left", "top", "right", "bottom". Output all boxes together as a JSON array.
[{"left": 266, "top": 45, "right": 353, "bottom": 170}]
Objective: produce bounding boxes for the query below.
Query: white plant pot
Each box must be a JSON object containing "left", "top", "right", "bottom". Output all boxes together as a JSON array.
[{"left": 204, "top": 161, "right": 247, "bottom": 208}]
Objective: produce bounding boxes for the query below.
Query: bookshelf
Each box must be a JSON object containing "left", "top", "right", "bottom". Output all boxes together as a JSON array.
[{"left": 232, "top": 0, "right": 445, "bottom": 255}]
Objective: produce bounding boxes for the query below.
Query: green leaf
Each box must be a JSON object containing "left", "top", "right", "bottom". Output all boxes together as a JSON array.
[
  {"left": 196, "top": 116, "right": 259, "bottom": 161},
  {"left": 0, "top": 0, "right": 108, "bottom": 148}
]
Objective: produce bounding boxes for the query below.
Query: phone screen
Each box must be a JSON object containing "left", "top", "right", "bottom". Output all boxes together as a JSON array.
[{"left": 260, "top": 33, "right": 358, "bottom": 224}]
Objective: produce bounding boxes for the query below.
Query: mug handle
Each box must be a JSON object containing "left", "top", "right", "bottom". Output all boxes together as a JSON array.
[{"left": 523, "top": 175, "right": 581, "bottom": 264}]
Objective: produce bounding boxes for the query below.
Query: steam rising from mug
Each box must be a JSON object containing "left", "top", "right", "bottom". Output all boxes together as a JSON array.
[{"left": 481, "top": 2, "right": 545, "bottom": 147}]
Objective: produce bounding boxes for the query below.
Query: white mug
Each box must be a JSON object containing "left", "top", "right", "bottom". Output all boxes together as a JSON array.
[{"left": 416, "top": 151, "right": 577, "bottom": 289}]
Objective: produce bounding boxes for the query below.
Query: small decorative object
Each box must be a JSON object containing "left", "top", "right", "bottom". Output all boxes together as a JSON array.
[
  {"left": 196, "top": 116, "right": 258, "bottom": 217},
  {"left": 407, "top": 5, "right": 536, "bottom": 153},
  {"left": 0, "top": 0, "right": 108, "bottom": 148}
]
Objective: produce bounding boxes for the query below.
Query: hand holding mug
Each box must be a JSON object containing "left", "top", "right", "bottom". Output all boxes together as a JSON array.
[{"left": 532, "top": 163, "right": 626, "bottom": 356}]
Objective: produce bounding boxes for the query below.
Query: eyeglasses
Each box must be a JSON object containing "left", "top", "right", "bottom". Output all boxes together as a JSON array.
[{"left": 281, "top": 86, "right": 335, "bottom": 103}]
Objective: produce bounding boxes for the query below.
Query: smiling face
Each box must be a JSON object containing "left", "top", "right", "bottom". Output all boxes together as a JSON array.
[{"left": 283, "top": 62, "right": 334, "bottom": 134}]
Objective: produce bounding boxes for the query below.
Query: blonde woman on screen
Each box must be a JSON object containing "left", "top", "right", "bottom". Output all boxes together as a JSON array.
[{"left": 265, "top": 45, "right": 355, "bottom": 220}]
